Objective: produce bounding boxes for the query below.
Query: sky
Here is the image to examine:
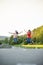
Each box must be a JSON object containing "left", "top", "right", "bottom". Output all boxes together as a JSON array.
[{"left": 0, "top": 0, "right": 43, "bottom": 36}]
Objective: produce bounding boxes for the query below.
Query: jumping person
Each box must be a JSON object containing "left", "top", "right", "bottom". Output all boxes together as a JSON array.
[
  {"left": 9, "top": 30, "right": 22, "bottom": 43},
  {"left": 24, "top": 29, "right": 32, "bottom": 44}
]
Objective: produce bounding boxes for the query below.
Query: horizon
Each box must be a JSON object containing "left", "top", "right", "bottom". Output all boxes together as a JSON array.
[{"left": 0, "top": 0, "right": 43, "bottom": 36}]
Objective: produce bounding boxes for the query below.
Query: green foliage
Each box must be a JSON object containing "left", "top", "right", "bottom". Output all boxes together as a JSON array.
[
  {"left": 18, "top": 35, "right": 26, "bottom": 44},
  {"left": 32, "top": 25, "right": 43, "bottom": 44},
  {"left": 4, "top": 37, "right": 9, "bottom": 44},
  {"left": 32, "top": 37, "right": 36, "bottom": 43},
  {"left": 0, "top": 40, "right": 2, "bottom": 45},
  {"left": 39, "top": 31, "right": 43, "bottom": 43},
  {"left": 9, "top": 35, "right": 13, "bottom": 45}
]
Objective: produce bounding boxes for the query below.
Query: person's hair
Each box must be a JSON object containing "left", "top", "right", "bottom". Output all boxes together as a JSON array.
[
  {"left": 15, "top": 30, "right": 18, "bottom": 34},
  {"left": 28, "top": 30, "right": 31, "bottom": 32}
]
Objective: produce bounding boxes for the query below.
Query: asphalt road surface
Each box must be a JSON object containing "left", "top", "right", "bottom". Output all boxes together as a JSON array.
[{"left": 0, "top": 47, "right": 43, "bottom": 65}]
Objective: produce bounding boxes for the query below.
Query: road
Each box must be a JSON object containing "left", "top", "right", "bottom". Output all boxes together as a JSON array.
[{"left": 0, "top": 47, "right": 43, "bottom": 65}]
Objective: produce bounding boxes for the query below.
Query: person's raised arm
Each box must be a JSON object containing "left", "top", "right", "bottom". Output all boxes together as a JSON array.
[
  {"left": 24, "top": 29, "right": 27, "bottom": 32},
  {"left": 9, "top": 32, "right": 15, "bottom": 34},
  {"left": 18, "top": 31, "right": 23, "bottom": 34}
]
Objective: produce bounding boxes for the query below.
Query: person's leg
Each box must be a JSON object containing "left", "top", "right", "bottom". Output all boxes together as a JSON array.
[
  {"left": 28, "top": 38, "right": 31, "bottom": 43},
  {"left": 27, "top": 38, "right": 31, "bottom": 43},
  {"left": 30, "top": 38, "right": 31, "bottom": 43},
  {"left": 26, "top": 38, "right": 30, "bottom": 43},
  {"left": 14, "top": 38, "right": 18, "bottom": 43},
  {"left": 26, "top": 38, "right": 33, "bottom": 44},
  {"left": 16, "top": 38, "right": 18, "bottom": 43}
]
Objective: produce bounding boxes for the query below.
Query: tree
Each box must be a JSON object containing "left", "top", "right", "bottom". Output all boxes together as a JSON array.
[
  {"left": 32, "top": 25, "right": 43, "bottom": 44},
  {"left": 4, "top": 37, "right": 9, "bottom": 44},
  {"left": 9, "top": 35, "right": 13, "bottom": 45}
]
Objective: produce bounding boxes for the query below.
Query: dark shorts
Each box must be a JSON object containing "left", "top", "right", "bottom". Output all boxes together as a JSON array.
[
  {"left": 13, "top": 38, "right": 18, "bottom": 43},
  {"left": 26, "top": 38, "right": 32, "bottom": 43}
]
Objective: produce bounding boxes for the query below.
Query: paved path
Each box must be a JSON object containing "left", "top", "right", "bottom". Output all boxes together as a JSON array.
[{"left": 0, "top": 47, "right": 43, "bottom": 65}]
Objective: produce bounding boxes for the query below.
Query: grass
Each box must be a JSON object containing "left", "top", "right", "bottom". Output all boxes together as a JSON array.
[
  {"left": 22, "top": 44, "right": 43, "bottom": 48},
  {"left": 14, "top": 43, "right": 43, "bottom": 49}
]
